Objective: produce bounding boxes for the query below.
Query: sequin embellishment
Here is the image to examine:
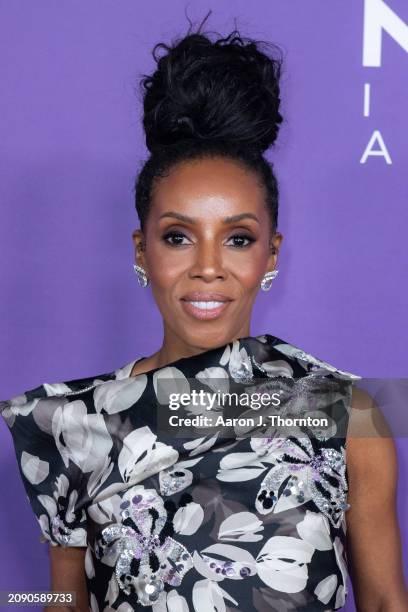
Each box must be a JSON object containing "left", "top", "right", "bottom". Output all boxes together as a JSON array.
[
  {"left": 98, "top": 487, "right": 193, "bottom": 607},
  {"left": 159, "top": 466, "right": 192, "bottom": 497},
  {"left": 228, "top": 343, "right": 254, "bottom": 383},
  {"left": 50, "top": 515, "right": 73, "bottom": 546},
  {"left": 255, "top": 436, "right": 350, "bottom": 527}
]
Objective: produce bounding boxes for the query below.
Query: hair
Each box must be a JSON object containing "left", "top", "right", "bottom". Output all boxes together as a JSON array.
[{"left": 134, "top": 18, "right": 284, "bottom": 241}]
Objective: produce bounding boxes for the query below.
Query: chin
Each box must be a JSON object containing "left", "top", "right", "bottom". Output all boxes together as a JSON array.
[{"left": 183, "top": 327, "right": 233, "bottom": 350}]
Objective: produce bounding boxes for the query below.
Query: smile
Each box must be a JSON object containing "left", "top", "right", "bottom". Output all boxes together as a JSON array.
[{"left": 180, "top": 300, "right": 231, "bottom": 320}]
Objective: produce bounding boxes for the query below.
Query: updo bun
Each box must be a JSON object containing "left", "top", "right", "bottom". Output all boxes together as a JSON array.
[
  {"left": 135, "top": 26, "right": 284, "bottom": 236},
  {"left": 141, "top": 31, "right": 283, "bottom": 154}
]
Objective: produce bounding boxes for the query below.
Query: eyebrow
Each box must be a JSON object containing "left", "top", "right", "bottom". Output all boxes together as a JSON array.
[{"left": 158, "top": 212, "right": 260, "bottom": 224}]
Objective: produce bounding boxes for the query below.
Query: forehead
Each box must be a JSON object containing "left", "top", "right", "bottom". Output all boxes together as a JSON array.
[{"left": 150, "top": 157, "right": 266, "bottom": 217}]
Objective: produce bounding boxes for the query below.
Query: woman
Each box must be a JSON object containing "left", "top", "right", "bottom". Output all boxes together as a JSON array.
[{"left": 1, "top": 27, "right": 407, "bottom": 612}]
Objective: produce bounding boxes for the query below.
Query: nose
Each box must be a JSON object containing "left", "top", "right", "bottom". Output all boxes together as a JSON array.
[{"left": 188, "top": 238, "right": 227, "bottom": 282}]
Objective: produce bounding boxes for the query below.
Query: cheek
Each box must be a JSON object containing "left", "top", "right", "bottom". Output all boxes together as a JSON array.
[
  {"left": 148, "top": 258, "right": 185, "bottom": 290},
  {"left": 231, "top": 254, "right": 266, "bottom": 287},
  {"left": 145, "top": 240, "right": 182, "bottom": 286}
]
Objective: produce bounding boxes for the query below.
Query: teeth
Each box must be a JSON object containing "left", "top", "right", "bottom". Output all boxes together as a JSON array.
[{"left": 187, "top": 301, "right": 225, "bottom": 310}]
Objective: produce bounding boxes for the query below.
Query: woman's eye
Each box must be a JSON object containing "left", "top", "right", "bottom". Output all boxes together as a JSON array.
[
  {"left": 226, "top": 234, "right": 256, "bottom": 248},
  {"left": 162, "top": 231, "right": 191, "bottom": 246},
  {"left": 162, "top": 231, "right": 255, "bottom": 248}
]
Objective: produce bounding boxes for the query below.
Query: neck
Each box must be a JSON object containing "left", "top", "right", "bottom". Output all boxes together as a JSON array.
[{"left": 150, "top": 322, "right": 252, "bottom": 370}]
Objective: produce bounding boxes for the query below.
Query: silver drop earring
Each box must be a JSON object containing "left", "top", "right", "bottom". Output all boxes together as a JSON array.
[
  {"left": 260, "top": 269, "right": 279, "bottom": 291},
  {"left": 133, "top": 264, "right": 149, "bottom": 287}
]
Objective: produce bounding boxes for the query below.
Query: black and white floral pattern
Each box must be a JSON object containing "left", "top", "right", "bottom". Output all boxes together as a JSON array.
[{"left": 0, "top": 333, "right": 359, "bottom": 611}]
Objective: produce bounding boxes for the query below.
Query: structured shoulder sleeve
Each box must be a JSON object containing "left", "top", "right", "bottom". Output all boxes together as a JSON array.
[
  {"left": 0, "top": 369, "right": 118, "bottom": 547},
  {"left": 0, "top": 358, "right": 143, "bottom": 548}
]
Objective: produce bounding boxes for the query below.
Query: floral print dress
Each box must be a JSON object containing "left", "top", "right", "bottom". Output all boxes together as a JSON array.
[{"left": 0, "top": 333, "right": 360, "bottom": 611}]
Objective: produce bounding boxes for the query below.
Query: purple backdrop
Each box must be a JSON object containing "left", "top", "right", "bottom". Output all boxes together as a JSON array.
[{"left": 1, "top": 2, "right": 407, "bottom": 610}]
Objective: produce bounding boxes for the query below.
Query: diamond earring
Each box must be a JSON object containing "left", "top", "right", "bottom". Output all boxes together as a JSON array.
[
  {"left": 260, "top": 269, "right": 279, "bottom": 291},
  {"left": 133, "top": 264, "right": 149, "bottom": 287}
]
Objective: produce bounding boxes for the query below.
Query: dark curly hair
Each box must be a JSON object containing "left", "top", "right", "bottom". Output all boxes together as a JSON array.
[{"left": 134, "top": 21, "right": 284, "bottom": 239}]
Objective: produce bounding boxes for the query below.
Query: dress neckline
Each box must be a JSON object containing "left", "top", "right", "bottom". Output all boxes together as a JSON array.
[
  {"left": 114, "top": 356, "right": 147, "bottom": 380},
  {"left": 127, "top": 356, "right": 148, "bottom": 378},
  {"left": 118, "top": 334, "right": 283, "bottom": 381}
]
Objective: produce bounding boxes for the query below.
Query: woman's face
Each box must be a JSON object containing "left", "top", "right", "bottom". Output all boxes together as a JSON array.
[{"left": 132, "top": 157, "right": 283, "bottom": 353}]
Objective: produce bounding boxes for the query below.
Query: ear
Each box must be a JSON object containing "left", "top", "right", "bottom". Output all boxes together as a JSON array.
[
  {"left": 132, "top": 229, "right": 147, "bottom": 270},
  {"left": 266, "top": 232, "right": 284, "bottom": 271}
]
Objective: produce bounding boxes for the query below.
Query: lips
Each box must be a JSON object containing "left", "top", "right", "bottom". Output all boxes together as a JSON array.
[
  {"left": 180, "top": 292, "right": 233, "bottom": 320},
  {"left": 181, "top": 292, "right": 232, "bottom": 302}
]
